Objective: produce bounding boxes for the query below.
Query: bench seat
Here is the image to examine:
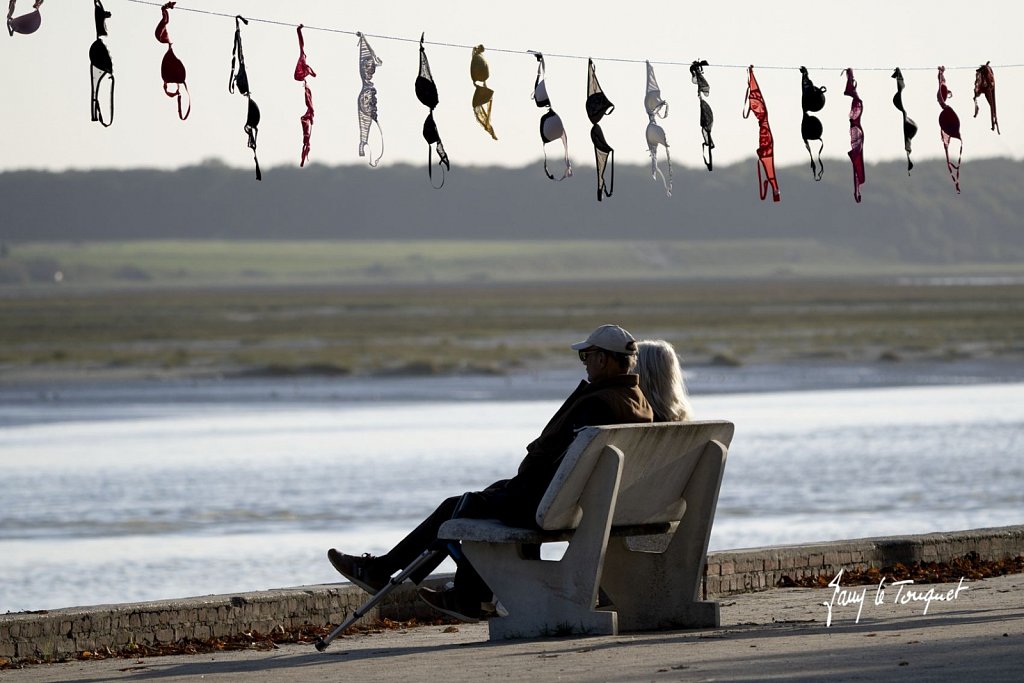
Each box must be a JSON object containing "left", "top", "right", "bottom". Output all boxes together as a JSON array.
[{"left": 439, "top": 420, "right": 734, "bottom": 640}]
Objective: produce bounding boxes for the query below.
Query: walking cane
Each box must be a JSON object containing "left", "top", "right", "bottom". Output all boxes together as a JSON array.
[{"left": 314, "top": 493, "right": 474, "bottom": 652}]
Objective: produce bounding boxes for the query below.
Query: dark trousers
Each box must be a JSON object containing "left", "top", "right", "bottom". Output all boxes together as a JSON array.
[
  {"left": 379, "top": 493, "right": 491, "bottom": 602},
  {"left": 378, "top": 480, "right": 541, "bottom": 604}
]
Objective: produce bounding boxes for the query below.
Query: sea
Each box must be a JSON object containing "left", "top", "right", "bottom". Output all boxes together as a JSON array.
[{"left": 1, "top": 361, "right": 1022, "bottom": 614}]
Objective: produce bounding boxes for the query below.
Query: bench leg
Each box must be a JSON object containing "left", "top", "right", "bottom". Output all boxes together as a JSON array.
[
  {"left": 460, "top": 445, "right": 625, "bottom": 640},
  {"left": 598, "top": 440, "right": 728, "bottom": 632}
]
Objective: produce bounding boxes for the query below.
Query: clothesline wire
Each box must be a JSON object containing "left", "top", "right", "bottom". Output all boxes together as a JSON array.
[{"left": 123, "top": 0, "right": 1023, "bottom": 72}]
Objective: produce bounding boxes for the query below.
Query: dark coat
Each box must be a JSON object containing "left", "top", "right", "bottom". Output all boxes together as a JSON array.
[{"left": 479, "top": 373, "right": 653, "bottom": 527}]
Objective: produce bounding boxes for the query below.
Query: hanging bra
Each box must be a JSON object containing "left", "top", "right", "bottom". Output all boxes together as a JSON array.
[
  {"left": 7, "top": 0, "right": 42, "bottom": 36},
  {"left": 471, "top": 45, "right": 497, "bottom": 140},
  {"left": 689, "top": 60, "right": 714, "bottom": 172},
  {"left": 936, "top": 66, "right": 962, "bottom": 194},
  {"left": 742, "top": 66, "right": 780, "bottom": 202},
  {"left": 356, "top": 32, "right": 384, "bottom": 166},
  {"left": 89, "top": 0, "right": 114, "bottom": 127},
  {"left": 416, "top": 33, "right": 449, "bottom": 188},
  {"left": 843, "top": 68, "right": 865, "bottom": 203},
  {"left": 799, "top": 67, "right": 826, "bottom": 181},
  {"left": 294, "top": 24, "right": 316, "bottom": 167},
  {"left": 891, "top": 67, "right": 918, "bottom": 175},
  {"left": 586, "top": 59, "right": 614, "bottom": 201},
  {"left": 229, "top": 16, "right": 261, "bottom": 180},
  {"left": 973, "top": 61, "right": 999, "bottom": 135},
  {"left": 531, "top": 52, "right": 572, "bottom": 181},
  {"left": 154, "top": 2, "right": 190, "bottom": 121},
  {"left": 644, "top": 61, "right": 672, "bottom": 197}
]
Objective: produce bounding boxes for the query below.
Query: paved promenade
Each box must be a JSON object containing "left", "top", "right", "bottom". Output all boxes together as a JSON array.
[{"left": 4, "top": 573, "right": 1020, "bottom": 683}]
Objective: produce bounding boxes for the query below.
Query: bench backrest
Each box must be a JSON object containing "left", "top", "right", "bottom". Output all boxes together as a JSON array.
[{"left": 535, "top": 420, "right": 734, "bottom": 530}]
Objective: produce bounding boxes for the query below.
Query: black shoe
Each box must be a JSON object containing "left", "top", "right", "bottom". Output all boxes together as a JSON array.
[
  {"left": 327, "top": 549, "right": 390, "bottom": 593},
  {"left": 418, "top": 586, "right": 493, "bottom": 623}
]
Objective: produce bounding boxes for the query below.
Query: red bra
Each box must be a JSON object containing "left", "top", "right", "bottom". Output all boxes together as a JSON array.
[
  {"left": 294, "top": 24, "right": 317, "bottom": 167},
  {"left": 154, "top": 2, "right": 190, "bottom": 120},
  {"left": 742, "top": 66, "right": 780, "bottom": 202},
  {"left": 936, "top": 66, "right": 962, "bottom": 194}
]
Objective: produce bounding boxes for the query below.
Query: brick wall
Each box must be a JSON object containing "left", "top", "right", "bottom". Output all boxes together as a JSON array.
[{"left": 3, "top": 525, "right": 1022, "bottom": 663}]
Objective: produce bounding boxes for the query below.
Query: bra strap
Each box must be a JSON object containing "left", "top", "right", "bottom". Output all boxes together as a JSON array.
[{"left": 91, "top": 70, "right": 114, "bottom": 127}]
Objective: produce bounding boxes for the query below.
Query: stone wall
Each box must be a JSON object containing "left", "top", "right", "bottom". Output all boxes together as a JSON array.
[
  {"left": 703, "top": 525, "right": 1024, "bottom": 596},
  {"left": 3, "top": 525, "right": 1022, "bottom": 663}
]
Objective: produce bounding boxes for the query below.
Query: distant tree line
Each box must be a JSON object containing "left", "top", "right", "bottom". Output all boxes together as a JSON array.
[{"left": 3, "top": 157, "right": 1023, "bottom": 263}]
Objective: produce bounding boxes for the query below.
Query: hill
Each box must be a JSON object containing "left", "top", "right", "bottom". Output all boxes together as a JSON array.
[{"left": 2, "top": 157, "right": 1023, "bottom": 263}]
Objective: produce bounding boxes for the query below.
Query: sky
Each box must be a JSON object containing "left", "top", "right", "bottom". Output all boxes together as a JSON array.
[{"left": 2, "top": 0, "right": 1022, "bottom": 174}]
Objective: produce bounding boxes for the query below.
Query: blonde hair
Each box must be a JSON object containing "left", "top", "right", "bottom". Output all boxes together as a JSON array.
[{"left": 635, "top": 340, "right": 693, "bottom": 422}]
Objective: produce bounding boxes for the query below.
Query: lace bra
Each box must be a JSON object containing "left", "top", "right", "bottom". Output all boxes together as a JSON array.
[
  {"left": 742, "top": 66, "right": 780, "bottom": 202},
  {"left": 471, "top": 45, "right": 497, "bottom": 140},
  {"left": 357, "top": 32, "right": 384, "bottom": 166},
  {"left": 645, "top": 61, "right": 672, "bottom": 197},
  {"left": 843, "top": 68, "right": 865, "bottom": 203}
]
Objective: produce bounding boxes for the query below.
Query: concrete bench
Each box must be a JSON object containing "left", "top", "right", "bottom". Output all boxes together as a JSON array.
[{"left": 439, "top": 420, "right": 734, "bottom": 640}]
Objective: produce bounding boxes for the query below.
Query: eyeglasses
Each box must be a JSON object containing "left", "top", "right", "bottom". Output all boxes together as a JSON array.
[{"left": 578, "top": 349, "right": 603, "bottom": 363}]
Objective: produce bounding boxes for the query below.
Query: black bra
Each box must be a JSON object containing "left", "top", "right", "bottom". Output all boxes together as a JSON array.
[
  {"left": 689, "top": 60, "right": 714, "bottom": 172},
  {"left": 7, "top": 0, "right": 43, "bottom": 36},
  {"left": 586, "top": 59, "right": 614, "bottom": 201},
  {"left": 228, "top": 15, "right": 261, "bottom": 180},
  {"left": 891, "top": 67, "right": 917, "bottom": 175},
  {"left": 799, "top": 67, "right": 826, "bottom": 181},
  {"left": 89, "top": 0, "right": 114, "bottom": 127},
  {"left": 415, "top": 34, "right": 449, "bottom": 188}
]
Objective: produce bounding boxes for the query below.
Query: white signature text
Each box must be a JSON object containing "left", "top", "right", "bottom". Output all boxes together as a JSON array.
[{"left": 821, "top": 568, "right": 970, "bottom": 627}]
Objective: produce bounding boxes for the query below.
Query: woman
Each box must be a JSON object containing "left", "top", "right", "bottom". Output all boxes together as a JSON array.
[{"left": 636, "top": 339, "right": 693, "bottom": 422}]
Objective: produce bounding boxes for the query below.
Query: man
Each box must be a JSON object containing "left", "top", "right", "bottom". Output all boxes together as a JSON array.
[{"left": 328, "top": 324, "right": 653, "bottom": 621}]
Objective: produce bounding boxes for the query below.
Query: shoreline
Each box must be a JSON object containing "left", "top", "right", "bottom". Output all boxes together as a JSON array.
[{"left": 3, "top": 356, "right": 1024, "bottom": 407}]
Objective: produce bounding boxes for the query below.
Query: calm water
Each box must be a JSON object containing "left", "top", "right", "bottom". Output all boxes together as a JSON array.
[{"left": 1, "top": 370, "right": 1023, "bottom": 613}]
